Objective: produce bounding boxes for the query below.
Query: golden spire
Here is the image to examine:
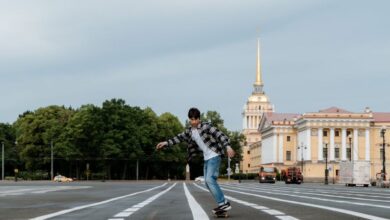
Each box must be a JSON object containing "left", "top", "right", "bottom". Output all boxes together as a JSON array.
[{"left": 255, "top": 38, "right": 263, "bottom": 86}]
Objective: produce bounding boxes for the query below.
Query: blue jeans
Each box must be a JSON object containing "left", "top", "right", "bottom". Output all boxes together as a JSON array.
[{"left": 204, "top": 156, "right": 226, "bottom": 205}]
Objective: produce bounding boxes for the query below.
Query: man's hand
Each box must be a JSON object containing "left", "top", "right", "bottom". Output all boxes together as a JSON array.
[
  {"left": 156, "top": 141, "right": 168, "bottom": 150},
  {"left": 227, "top": 146, "right": 235, "bottom": 158}
]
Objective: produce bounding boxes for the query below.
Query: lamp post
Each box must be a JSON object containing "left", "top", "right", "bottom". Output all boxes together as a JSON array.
[
  {"left": 51, "top": 140, "right": 53, "bottom": 181},
  {"left": 324, "top": 141, "right": 329, "bottom": 185},
  {"left": 348, "top": 134, "right": 352, "bottom": 161},
  {"left": 381, "top": 126, "right": 386, "bottom": 181},
  {"left": 298, "top": 143, "right": 306, "bottom": 174},
  {"left": 1, "top": 141, "right": 4, "bottom": 181}
]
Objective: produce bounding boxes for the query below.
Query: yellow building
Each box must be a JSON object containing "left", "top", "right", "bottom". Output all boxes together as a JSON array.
[
  {"left": 258, "top": 107, "right": 390, "bottom": 182},
  {"left": 241, "top": 41, "right": 390, "bottom": 182}
]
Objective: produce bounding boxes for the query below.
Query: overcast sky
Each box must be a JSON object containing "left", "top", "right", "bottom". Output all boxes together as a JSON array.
[{"left": 1, "top": 0, "right": 389, "bottom": 131}]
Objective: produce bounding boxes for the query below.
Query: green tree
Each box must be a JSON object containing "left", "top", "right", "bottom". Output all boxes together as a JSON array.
[
  {"left": 0, "top": 123, "right": 17, "bottom": 176},
  {"left": 153, "top": 112, "right": 186, "bottom": 179},
  {"left": 56, "top": 104, "right": 103, "bottom": 179},
  {"left": 13, "top": 106, "right": 74, "bottom": 176}
]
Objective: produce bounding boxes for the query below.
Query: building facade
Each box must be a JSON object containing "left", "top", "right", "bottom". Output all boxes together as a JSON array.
[
  {"left": 258, "top": 107, "right": 390, "bottom": 182},
  {"left": 241, "top": 42, "right": 390, "bottom": 182}
]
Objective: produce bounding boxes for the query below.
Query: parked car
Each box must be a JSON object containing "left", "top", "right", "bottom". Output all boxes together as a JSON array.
[
  {"left": 195, "top": 176, "right": 205, "bottom": 182},
  {"left": 53, "top": 175, "right": 73, "bottom": 182}
]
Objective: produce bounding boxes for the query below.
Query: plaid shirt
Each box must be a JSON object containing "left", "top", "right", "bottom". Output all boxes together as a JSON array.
[{"left": 166, "top": 122, "right": 230, "bottom": 161}]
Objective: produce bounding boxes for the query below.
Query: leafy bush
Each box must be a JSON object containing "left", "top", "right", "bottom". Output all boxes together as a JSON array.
[{"left": 18, "top": 170, "right": 49, "bottom": 180}]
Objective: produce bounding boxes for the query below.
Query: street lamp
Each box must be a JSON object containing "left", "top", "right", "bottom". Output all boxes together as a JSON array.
[
  {"left": 348, "top": 134, "right": 352, "bottom": 161},
  {"left": 381, "top": 126, "right": 386, "bottom": 181},
  {"left": 324, "top": 141, "right": 329, "bottom": 185},
  {"left": 51, "top": 140, "right": 54, "bottom": 181},
  {"left": 1, "top": 141, "right": 4, "bottom": 181},
  {"left": 298, "top": 143, "right": 306, "bottom": 175}
]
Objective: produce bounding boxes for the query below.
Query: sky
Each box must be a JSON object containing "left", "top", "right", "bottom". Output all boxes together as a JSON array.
[{"left": 1, "top": 0, "right": 389, "bottom": 131}]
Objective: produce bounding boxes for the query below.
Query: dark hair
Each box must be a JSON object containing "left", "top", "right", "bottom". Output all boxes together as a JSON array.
[{"left": 188, "top": 107, "right": 201, "bottom": 119}]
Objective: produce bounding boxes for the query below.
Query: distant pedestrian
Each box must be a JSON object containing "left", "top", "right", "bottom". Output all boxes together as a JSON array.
[{"left": 156, "top": 107, "right": 235, "bottom": 214}]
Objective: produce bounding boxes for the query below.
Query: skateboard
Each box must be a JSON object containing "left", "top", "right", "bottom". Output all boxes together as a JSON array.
[{"left": 214, "top": 210, "right": 228, "bottom": 218}]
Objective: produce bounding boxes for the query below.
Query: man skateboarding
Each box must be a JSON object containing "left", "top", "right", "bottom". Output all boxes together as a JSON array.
[{"left": 156, "top": 107, "right": 235, "bottom": 214}]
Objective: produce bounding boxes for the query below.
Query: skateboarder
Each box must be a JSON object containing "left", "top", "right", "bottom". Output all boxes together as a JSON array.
[{"left": 156, "top": 107, "right": 235, "bottom": 214}]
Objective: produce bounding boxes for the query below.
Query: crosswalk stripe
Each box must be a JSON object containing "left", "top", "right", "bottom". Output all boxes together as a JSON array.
[
  {"left": 110, "top": 183, "right": 177, "bottom": 219},
  {"left": 30, "top": 183, "right": 168, "bottom": 220},
  {"left": 183, "top": 183, "right": 209, "bottom": 220}
]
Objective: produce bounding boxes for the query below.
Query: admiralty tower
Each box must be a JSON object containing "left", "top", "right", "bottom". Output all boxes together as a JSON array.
[{"left": 241, "top": 38, "right": 274, "bottom": 173}]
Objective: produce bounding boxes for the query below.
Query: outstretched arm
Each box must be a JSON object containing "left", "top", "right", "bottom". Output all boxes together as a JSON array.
[
  {"left": 156, "top": 141, "right": 168, "bottom": 150},
  {"left": 155, "top": 131, "right": 188, "bottom": 150}
]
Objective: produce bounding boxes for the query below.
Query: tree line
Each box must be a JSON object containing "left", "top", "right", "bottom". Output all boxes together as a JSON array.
[{"left": 0, "top": 98, "right": 244, "bottom": 180}]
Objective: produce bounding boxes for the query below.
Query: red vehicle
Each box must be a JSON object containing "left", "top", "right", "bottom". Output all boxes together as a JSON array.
[
  {"left": 281, "top": 167, "right": 303, "bottom": 184},
  {"left": 258, "top": 166, "right": 277, "bottom": 183}
]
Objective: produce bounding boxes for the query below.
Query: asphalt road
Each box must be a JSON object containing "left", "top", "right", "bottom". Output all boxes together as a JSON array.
[{"left": 0, "top": 180, "right": 389, "bottom": 220}]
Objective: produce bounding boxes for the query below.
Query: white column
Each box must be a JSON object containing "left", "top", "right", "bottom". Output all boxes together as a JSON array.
[
  {"left": 341, "top": 128, "right": 347, "bottom": 161},
  {"left": 365, "top": 128, "right": 370, "bottom": 161},
  {"left": 246, "top": 116, "right": 249, "bottom": 129},
  {"left": 306, "top": 129, "right": 311, "bottom": 160},
  {"left": 255, "top": 116, "right": 257, "bottom": 128},
  {"left": 273, "top": 135, "right": 277, "bottom": 162},
  {"left": 279, "top": 134, "right": 284, "bottom": 163},
  {"left": 243, "top": 115, "right": 247, "bottom": 129},
  {"left": 318, "top": 128, "right": 323, "bottom": 160},
  {"left": 330, "top": 128, "right": 335, "bottom": 161},
  {"left": 353, "top": 128, "right": 358, "bottom": 161}
]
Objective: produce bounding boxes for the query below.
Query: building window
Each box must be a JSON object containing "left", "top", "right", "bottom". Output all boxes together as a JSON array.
[
  {"left": 247, "top": 150, "right": 250, "bottom": 155},
  {"left": 347, "top": 148, "right": 351, "bottom": 160},
  {"left": 323, "top": 130, "right": 328, "bottom": 137},
  {"left": 347, "top": 131, "right": 351, "bottom": 136},
  {"left": 286, "top": 151, "right": 291, "bottom": 161},
  {"left": 335, "top": 130, "right": 340, "bottom": 137},
  {"left": 335, "top": 148, "right": 340, "bottom": 159},
  {"left": 248, "top": 163, "right": 251, "bottom": 168},
  {"left": 287, "top": 136, "right": 291, "bottom": 142}
]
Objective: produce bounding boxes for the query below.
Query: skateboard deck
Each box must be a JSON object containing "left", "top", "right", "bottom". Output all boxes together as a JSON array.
[{"left": 214, "top": 210, "right": 228, "bottom": 218}]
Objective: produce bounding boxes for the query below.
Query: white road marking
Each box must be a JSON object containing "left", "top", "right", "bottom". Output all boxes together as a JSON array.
[
  {"left": 220, "top": 184, "right": 389, "bottom": 220},
  {"left": 112, "top": 183, "right": 177, "bottom": 218},
  {"left": 277, "top": 216, "right": 301, "bottom": 220},
  {"left": 224, "top": 184, "right": 390, "bottom": 209},
  {"left": 32, "top": 186, "right": 91, "bottom": 194},
  {"left": 0, "top": 186, "right": 91, "bottom": 196},
  {"left": 263, "top": 209, "right": 284, "bottom": 215},
  {"left": 30, "top": 183, "right": 168, "bottom": 220},
  {"left": 245, "top": 183, "right": 390, "bottom": 202},
  {"left": 183, "top": 183, "right": 209, "bottom": 220},
  {"left": 247, "top": 183, "right": 390, "bottom": 199},
  {"left": 193, "top": 183, "right": 299, "bottom": 220}
]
